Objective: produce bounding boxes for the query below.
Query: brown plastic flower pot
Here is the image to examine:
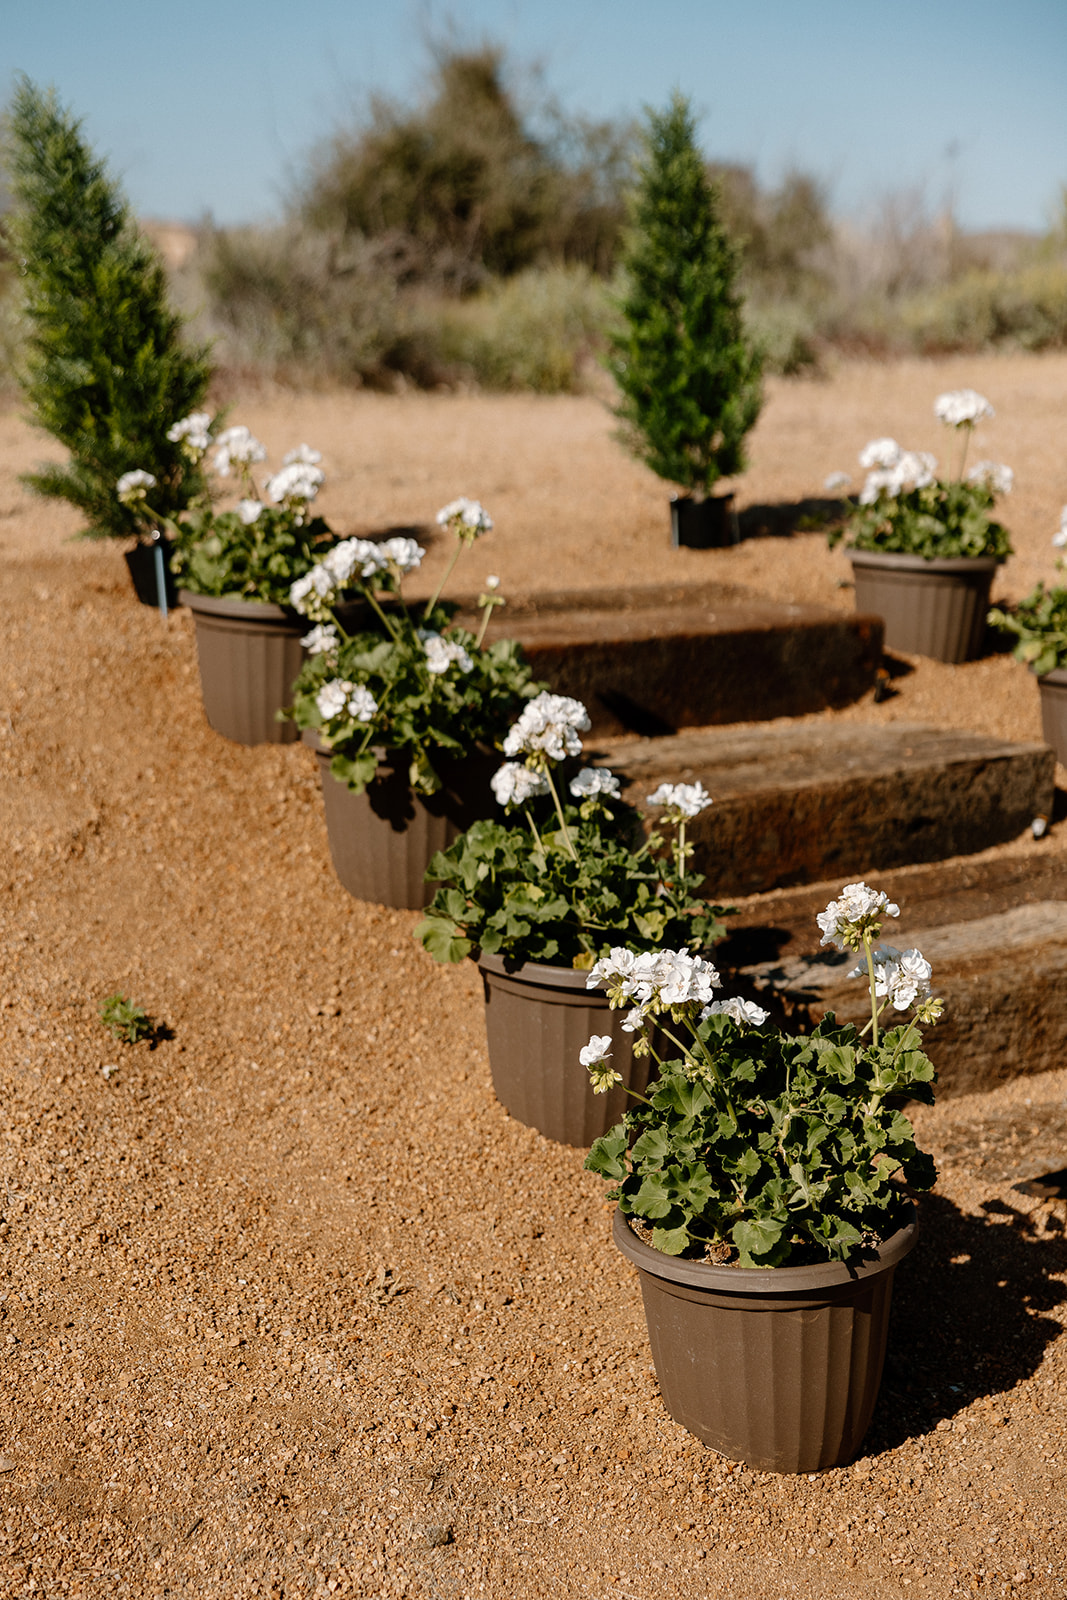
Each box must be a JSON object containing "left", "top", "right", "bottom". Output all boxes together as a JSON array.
[
  {"left": 1038, "top": 669, "right": 1067, "bottom": 766},
  {"left": 312, "top": 738, "right": 498, "bottom": 910},
  {"left": 477, "top": 955, "right": 654, "bottom": 1146},
  {"left": 180, "top": 590, "right": 305, "bottom": 746},
  {"left": 613, "top": 1207, "right": 917, "bottom": 1473},
  {"left": 669, "top": 493, "right": 737, "bottom": 550},
  {"left": 848, "top": 550, "right": 997, "bottom": 662}
]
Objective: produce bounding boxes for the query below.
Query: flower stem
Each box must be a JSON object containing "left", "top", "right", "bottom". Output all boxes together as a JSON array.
[
  {"left": 864, "top": 930, "right": 880, "bottom": 1049},
  {"left": 423, "top": 535, "right": 464, "bottom": 621},
  {"left": 542, "top": 764, "right": 578, "bottom": 861}
]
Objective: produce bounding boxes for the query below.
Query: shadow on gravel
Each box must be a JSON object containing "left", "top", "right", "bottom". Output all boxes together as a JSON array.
[
  {"left": 737, "top": 497, "right": 848, "bottom": 541},
  {"left": 866, "top": 1190, "right": 1067, "bottom": 1454}
]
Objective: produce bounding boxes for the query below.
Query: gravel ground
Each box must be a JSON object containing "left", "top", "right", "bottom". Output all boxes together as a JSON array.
[{"left": 1, "top": 355, "right": 1066, "bottom": 1598}]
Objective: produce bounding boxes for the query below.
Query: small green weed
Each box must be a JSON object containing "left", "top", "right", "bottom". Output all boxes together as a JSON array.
[{"left": 99, "top": 993, "right": 155, "bottom": 1045}]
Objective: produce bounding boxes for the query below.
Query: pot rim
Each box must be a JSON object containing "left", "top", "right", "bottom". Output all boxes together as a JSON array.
[
  {"left": 477, "top": 950, "right": 604, "bottom": 992},
  {"left": 612, "top": 1204, "right": 918, "bottom": 1292},
  {"left": 178, "top": 588, "right": 300, "bottom": 621},
  {"left": 669, "top": 491, "right": 735, "bottom": 507},
  {"left": 846, "top": 549, "right": 1000, "bottom": 574}
]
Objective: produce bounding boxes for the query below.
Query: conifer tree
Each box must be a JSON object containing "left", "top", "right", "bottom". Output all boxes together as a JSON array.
[
  {"left": 608, "top": 93, "right": 762, "bottom": 497},
  {"left": 3, "top": 77, "right": 212, "bottom": 539}
]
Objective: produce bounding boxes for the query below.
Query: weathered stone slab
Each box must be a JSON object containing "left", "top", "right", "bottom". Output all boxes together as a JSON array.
[
  {"left": 715, "top": 860, "right": 1067, "bottom": 1097},
  {"left": 599, "top": 723, "right": 1054, "bottom": 896},
  {"left": 456, "top": 581, "right": 883, "bottom": 736}
]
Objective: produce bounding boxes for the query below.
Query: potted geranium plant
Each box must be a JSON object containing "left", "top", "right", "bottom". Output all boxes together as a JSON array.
[
  {"left": 417, "top": 692, "right": 726, "bottom": 1144},
  {"left": 582, "top": 881, "right": 940, "bottom": 1473},
  {"left": 607, "top": 94, "right": 762, "bottom": 550},
  {"left": 119, "top": 415, "right": 360, "bottom": 744},
  {"left": 827, "top": 388, "right": 1013, "bottom": 662},
  {"left": 286, "top": 498, "right": 541, "bottom": 910},
  {"left": 989, "top": 505, "right": 1067, "bottom": 764}
]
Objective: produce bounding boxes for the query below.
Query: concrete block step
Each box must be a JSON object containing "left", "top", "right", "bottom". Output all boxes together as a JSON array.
[
  {"left": 456, "top": 581, "right": 882, "bottom": 737},
  {"left": 599, "top": 722, "right": 1054, "bottom": 897},
  {"left": 711, "top": 853, "right": 1067, "bottom": 1097}
]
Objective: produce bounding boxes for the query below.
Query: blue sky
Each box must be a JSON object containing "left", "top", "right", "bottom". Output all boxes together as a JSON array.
[{"left": 5, "top": 0, "right": 1066, "bottom": 232}]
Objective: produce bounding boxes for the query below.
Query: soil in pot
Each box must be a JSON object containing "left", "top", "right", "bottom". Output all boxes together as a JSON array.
[
  {"left": 478, "top": 954, "right": 654, "bottom": 1146},
  {"left": 613, "top": 1207, "right": 918, "bottom": 1473},
  {"left": 312, "top": 740, "right": 499, "bottom": 910},
  {"left": 848, "top": 551, "right": 997, "bottom": 663},
  {"left": 670, "top": 493, "right": 737, "bottom": 550}
]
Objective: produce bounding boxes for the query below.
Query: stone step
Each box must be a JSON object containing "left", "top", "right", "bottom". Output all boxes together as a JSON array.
[
  {"left": 710, "top": 853, "right": 1067, "bottom": 1097},
  {"left": 456, "top": 581, "right": 883, "bottom": 737},
  {"left": 599, "top": 722, "right": 1054, "bottom": 897}
]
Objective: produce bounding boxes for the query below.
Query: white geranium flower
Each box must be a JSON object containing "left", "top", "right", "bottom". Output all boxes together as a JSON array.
[
  {"left": 569, "top": 767, "right": 621, "bottom": 801},
  {"left": 588, "top": 947, "right": 719, "bottom": 1010},
  {"left": 859, "top": 468, "right": 901, "bottom": 505},
  {"left": 213, "top": 425, "right": 267, "bottom": 476},
  {"left": 237, "top": 498, "right": 264, "bottom": 525},
  {"left": 117, "top": 469, "right": 156, "bottom": 502},
  {"left": 380, "top": 536, "right": 425, "bottom": 573},
  {"left": 435, "top": 497, "right": 493, "bottom": 534},
  {"left": 282, "top": 444, "right": 322, "bottom": 466},
  {"left": 646, "top": 781, "right": 712, "bottom": 819},
  {"left": 1054, "top": 506, "right": 1067, "bottom": 550},
  {"left": 315, "top": 679, "right": 356, "bottom": 720},
  {"left": 421, "top": 632, "right": 474, "bottom": 675},
  {"left": 503, "top": 692, "right": 591, "bottom": 763},
  {"left": 485, "top": 574, "right": 501, "bottom": 590},
  {"left": 580, "top": 1035, "right": 622, "bottom": 1094},
  {"left": 858, "top": 438, "right": 901, "bottom": 470},
  {"left": 266, "top": 462, "right": 325, "bottom": 504},
  {"left": 301, "top": 624, "right": 338, "bottom": 656},
  {"left": 346, "top": 685, "right": 378, "bottom": 723},
  {"left": 848, "top": 945, "right": 932, "bottom": 1011},
  {"left": 490, "top": 762, "right": 550, "bottom": 808},
  {"left": 934, "top": 389, "right": 994, "bottom": 428},
  {"left": 700, "top": 997, "right": 770, "bottom": 1027},
  {"left": 966, "top": 460, "right": 1013, "bottom": 495},
  {"left": 824, "top": 471, "right": 852, "bottom": 494},
  {"left": 166, "top": 411, "right": 213, "bottom": 456},
  {"left": 895, "top": 450, "right": 938, "bottom": 489},
  {"left": 579, "top": 1035, "right": 613, "bottom": 1067},
  {"left": 817, "top": 882, "right": 900, "bottom": 952}
]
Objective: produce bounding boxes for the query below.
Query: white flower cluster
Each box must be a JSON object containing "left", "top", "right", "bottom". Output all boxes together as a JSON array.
[
  {"left": 1053, "top": 506, "right": 1067, "bottom": 550},
  {"left": 816, "top": 882, "right": 900, "bottom": 953},
  {"left": 570, "top": 767, "right": 621, "bottom": 801},
  {"left": 265, "top": 461, "right": 325, "bottom": 506},
  {"left": 283, "top": 444, "right": 322, "bottom": 467},
  {"left": 166, "top": 411, "right": 213, "bottom": 458},
  {"left": 965, "top": 460, "right": 1013, "bottom": 495},
  {"left": 213, "top": 425, "right": 267, "bottom": 476},
  {"left": 421, "top": 632, "right": 473, "bottom": 676},
  {"left": 645, "top": 780, "right": 713, "bottom": 819},
  {"left": 855, "top": 440, "right": 938, "bottom": 504},
  {"left": 848, "top": 945, "right": 932, "bottom": 1011},
  {"left": 237, "top": 498, "right": 263, "bottom": 525},
  {"left": 700, "top": 996, "right": 769, "bottom": 1027},
  {"left": 934, "top": 389, "right": 994, "bottom": 428},
  {"left": 301, "top": 623, "right": 338, "bottom": 656},
  {"left": 503, "top": 691, "right": 591, "bottom": 763},
  {"left": 491, "top": 762, "right": 550, "bottom": 808},
  {"left": 824, "top": 470, "right": 852, "bottom": 494},
  {"left": 578, "top": 1034, "right": 622, "bottom": 1095},
  {"left": 290, "top": 536, "right": 425, "bottom": 615},
  {"left": 315, "top": 678, "right": 378, "bottom": 723},
  {"left": 116, "top": 469, "right": 157, "bottom": 503},
  {"left": 436, "top": 497, "right": 493, "bottom": 535},
  {"left": 587, "top": 947, "right": 720, "bottom": 1030}
]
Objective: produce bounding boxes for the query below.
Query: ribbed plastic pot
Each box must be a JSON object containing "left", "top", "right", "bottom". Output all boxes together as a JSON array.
[
  {"left": 613, "top": 1207, "right": 917, "bottom": 1473},
  {"left": 312, "top": 738, "right": 498, "bottom": 910},
  {"left": 1038, "top": 669, "right": 1067, "bottom": 766},
  {"left": 477, "top": 955, "right": 653, "bottom": 1146},
  {"left": 848, "top": 550, "right": 997, "bottom": 662},
  {"left": 180, "top": 590, "right": 305, "bottom": 746},
  {"left": 669, "top": 493, "right": 737, "bottom": 550},
  {"left": 125, "top": 538, "right": 179, "bottom": 609}
]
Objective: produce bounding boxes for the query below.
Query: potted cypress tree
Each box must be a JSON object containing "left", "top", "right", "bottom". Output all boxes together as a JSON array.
[
  {"left": 3, "top": 77, "right": 213, "bottom": 606},
  {"left": 607, "top": 94, "right": 762, "bottom": 550}
]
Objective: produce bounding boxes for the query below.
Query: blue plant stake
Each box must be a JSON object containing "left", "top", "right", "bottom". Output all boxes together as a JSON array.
[{"left": 152, "top": 531, "right": 168, "bottom": 621}]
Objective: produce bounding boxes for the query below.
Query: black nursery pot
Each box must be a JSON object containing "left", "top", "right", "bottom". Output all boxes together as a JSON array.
[
  {"left": 124, "top": 538, "right": 180, "bottom": 609},
  {"left": 670, "top": 493, "right": 737, "bottom": 550}
]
